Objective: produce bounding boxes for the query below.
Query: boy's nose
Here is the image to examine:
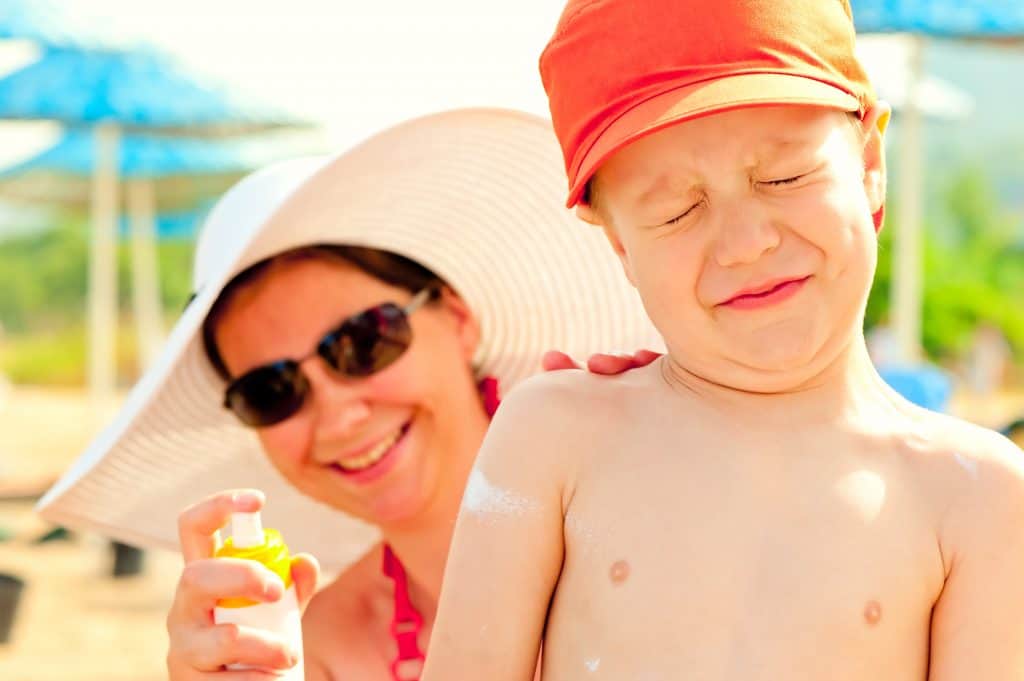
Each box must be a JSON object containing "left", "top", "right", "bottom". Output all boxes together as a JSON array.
[{"left": 712, "top": 210, "right": 781, "bottom": 268}]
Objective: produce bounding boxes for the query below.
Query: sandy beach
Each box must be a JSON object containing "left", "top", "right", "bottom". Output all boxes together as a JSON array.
[
  {"left": 0, "top": 504, "right": 178, "bottom": 681},
  {"left": 0, "top": 387, "right": 175, "bottom": 681}
]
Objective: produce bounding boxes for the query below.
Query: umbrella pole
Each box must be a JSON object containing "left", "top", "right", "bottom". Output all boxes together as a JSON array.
[
  {"left": 87, "top": 123, "right": 120, "bottom": 408},
  {"left": 892, "top": 36, "right": 925, "bottom": 364},
  {"left": 127, "top": 179, "right": 164, "bottom": 371}
]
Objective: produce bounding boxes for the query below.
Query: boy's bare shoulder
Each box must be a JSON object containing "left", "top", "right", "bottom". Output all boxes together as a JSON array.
[
  {"left": 483, "top": 362, "right": 668, "bottom": 478},
  {"left": 911, "top": 409, "right": 1024, "bottom": 483},
  {"left": 499, "top": 361, "right": 665, "bottom": 424},
  {"left": 905, "top": 409, "right": 1024, "bottom": 551}
]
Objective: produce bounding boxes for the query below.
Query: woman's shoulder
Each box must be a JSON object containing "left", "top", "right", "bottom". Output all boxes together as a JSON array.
[
  {"left": 305, "top": 542, "right": 388, "bottom": 627},
  {"left": 302, "top": 543, "right": 392, "bottom": 675}
]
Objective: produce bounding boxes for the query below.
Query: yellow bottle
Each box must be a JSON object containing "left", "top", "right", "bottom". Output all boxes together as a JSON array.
[{"left": 214, "top": 511, "right": 303, "bottom": 679}]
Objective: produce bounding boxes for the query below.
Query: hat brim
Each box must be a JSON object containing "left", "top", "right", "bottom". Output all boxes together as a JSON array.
[
  {"left": 567, "top": 73, "right": 861, "bottom": 207},
  {"left": 37, "top": 108, "right": 662, "bottom": 573}
]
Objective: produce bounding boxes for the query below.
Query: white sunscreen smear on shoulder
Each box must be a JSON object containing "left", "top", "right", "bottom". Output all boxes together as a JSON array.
[
  {"left": 463, "top": 470, "right": 538, "bottom": 517},
  {"left": 953, "top": 451, "right": 980, "bottom": 480}
]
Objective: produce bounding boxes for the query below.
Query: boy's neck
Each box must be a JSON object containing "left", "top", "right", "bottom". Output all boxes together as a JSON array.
[{"left": 661, "top": 337, "right": 901, "bottom": 428}]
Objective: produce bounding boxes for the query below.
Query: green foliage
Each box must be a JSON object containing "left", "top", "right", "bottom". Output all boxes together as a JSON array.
[
  {"left": 0, "top": 321, "right": 144, "bottom": 386},
  {"left": 866, "top": 165, "right": 1024, "bottom": 363},
  {"left": 0, "top": 325, "right": 87, "bottom": 385},
  {"left": 0, "top": 220, "right": 89, "bottom": 333},
  {"left": 0, "top": 214, "right": 195, "bottom": 385}
]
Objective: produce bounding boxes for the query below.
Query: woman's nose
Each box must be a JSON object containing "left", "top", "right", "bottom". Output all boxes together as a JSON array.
[{"left": 301, "top": 359, "right": 372, "bottom": 437}]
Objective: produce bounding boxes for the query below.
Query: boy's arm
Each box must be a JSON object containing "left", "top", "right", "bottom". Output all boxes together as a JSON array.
[
  {"left": 929, "top": 436, "right": 1024, "bottom": 680},
  {"left": 421, "top": 376, "right": 576, "bottom": 681}
]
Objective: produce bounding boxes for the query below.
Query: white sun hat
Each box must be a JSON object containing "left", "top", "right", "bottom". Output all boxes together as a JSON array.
[{"left": 36, "top": 108, "right": 662, "bottom": 572}]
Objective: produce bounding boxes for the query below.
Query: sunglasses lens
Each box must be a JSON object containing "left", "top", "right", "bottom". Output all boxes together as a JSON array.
[
  {"left": 225, "top": 361, "right": 309, "bottom": 427},
  {"left": 322, "top": 303, "right": 412, "bottom": 377}
]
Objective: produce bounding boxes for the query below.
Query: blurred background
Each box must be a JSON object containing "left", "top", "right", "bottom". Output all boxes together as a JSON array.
[{"left": 0, "top": 1, "right": 1023, "bottom": 679}]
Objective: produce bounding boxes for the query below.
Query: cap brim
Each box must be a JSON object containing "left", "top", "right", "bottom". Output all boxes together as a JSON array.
[{"left": 568, "top": 73, "right": 861, "bottom": 207}]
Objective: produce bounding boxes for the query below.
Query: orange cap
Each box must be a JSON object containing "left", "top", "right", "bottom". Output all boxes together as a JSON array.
[{"left": 540, "top": 0, "right": 876, "bottom": 208}]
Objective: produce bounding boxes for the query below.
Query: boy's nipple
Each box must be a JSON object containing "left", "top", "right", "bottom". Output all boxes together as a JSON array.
[
  {"left": 609, "top": 560, "right": 631, "bottom": 585},
  {"left": 863, "top": 600, "right": 883, "bottom": 626}
]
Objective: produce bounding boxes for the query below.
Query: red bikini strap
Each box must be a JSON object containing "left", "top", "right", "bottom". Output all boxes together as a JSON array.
[
  {"left": 479, "top": 375, "right": 501, "bottom": 417},
  {"left": 382, "top": 544, "right": 426, "bottom": 681}
]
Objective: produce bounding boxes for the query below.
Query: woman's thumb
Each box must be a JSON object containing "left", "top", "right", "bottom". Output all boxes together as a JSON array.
[{"left": 290, "top": 553, "right": 320, "bottom": 613}]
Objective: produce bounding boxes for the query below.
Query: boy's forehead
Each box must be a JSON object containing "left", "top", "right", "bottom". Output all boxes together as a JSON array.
[{"left": 602, "top": 107, "right": 845, "bottom": 181}]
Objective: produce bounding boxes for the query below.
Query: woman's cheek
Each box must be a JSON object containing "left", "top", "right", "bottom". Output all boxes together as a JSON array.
[{"left": 258, "top": 420, "right": 312, "bottom": 469}]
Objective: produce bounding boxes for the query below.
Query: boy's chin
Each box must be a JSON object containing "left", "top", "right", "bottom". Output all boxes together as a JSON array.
[
  {"left": 726, "top": 365, "right": 826, "bottom": 394},
  {"left": 714, "top": 340, "right": 833, "bottom": 393}
]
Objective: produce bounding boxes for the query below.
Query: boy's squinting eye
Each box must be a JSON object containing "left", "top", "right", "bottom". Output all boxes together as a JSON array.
[
  {"left": 663, "top": 201, "right": 701, "bottom": 226},
  {"left": 764, "top": 173, "right": 807, "bottom": 187},
  {"left": 761, "top": 161, "right": 827, "bottom": 188}
]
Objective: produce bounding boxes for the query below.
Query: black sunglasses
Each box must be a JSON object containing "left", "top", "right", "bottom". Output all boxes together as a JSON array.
[{"left": 224, "top": 287, "right": 437, "bottom": 427}]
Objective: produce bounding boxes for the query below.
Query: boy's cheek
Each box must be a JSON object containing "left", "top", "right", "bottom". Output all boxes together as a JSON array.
[
  {"left": 630, "top": 249, "right": 704, "bottom": 316},
  {"left": 789, "top": 189, "right": 870, "bottom": 244},
  {"left": 599, "top": 224, "right": 639, "bottom": 287}
]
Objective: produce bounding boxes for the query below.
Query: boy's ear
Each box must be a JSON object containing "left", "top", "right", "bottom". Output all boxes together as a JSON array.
[
  {"left": 575, "top": 204, "right": 638, "bottom": 287},
  {"left": 860, "top": 102, "right": 891, "bottom": 222},
  {"left": 574, "top": 202, "right": 603, "bottom": 228}
]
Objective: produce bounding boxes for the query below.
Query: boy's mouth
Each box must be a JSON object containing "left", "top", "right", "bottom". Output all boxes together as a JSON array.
[{"left": 719, "top": 276, "right": 811, "bottom": 309}]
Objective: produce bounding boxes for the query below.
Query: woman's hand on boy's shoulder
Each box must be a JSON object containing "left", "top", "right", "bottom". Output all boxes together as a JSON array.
[{"left": 542, "top": 348, "right": 661, "bottom": 375}]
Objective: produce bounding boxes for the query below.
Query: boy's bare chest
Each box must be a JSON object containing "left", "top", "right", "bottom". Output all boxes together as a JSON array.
[{"left": 544, "top": 437, "right": 943, "bottom": 680}]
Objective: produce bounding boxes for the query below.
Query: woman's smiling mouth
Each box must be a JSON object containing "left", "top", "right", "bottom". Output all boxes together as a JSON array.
[{"left": 331, "top": 422, "right": 413, "bottom": 482}]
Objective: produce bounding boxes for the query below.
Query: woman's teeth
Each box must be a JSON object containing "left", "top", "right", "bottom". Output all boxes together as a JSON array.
[{"left": 338, "top": 429, "right": 402, "bottom": 472}]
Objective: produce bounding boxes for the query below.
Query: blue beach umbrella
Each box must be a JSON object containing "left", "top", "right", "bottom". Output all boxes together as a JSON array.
[
  {"left": 853, "top": 1, "right": 1024, "bottom": 39},
  {"left": 0, "top": 47, "right": 301, "bottom": 133},
  {"left": 0, "top": 0, "right": 121, "bottom": 50},
  {"left": 3, "top": 129, "right": 291, "bottom": 175},
  {"left": 851, "top": 0, "right": 1024, "bottom": 364},
  {"left": 0, "top": 129, "right": 302, "bottom": 210}
]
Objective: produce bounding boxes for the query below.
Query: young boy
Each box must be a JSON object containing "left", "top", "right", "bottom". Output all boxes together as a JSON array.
[{"left": 422, "top": 2, "right": 1024, "bottom": 679}]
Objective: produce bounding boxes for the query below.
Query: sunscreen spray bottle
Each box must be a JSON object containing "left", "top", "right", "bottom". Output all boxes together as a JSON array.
[{"left": 213, "top": 511, "right": 303, "bottom": 679}]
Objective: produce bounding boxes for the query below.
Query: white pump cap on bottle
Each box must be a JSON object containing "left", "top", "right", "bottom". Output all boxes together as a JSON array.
[{"left": 230, "top": 511, "right": 265, "bottom": 549}]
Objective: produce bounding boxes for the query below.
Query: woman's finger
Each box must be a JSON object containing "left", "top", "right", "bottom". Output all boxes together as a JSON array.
[
  {"left": 540, "top": 350, "right": 582, "bottom": 371},
  {"left": 178, "top": 489, "right": 265, "bottom": 563},
  {"left": 585, "top": 353, "right": 637, "bottom": 375},
  {"left": 632, "top": 349, "right": 663, "bottom": 367},
  {"left": 168, "top": 622, "right": 299, "bottom": 675},
  {"left": 290, "top": 553, "right": 320, "bottom": 613},
  {"left": 172, "top": 558, "right": 285, "bottom": 625}
]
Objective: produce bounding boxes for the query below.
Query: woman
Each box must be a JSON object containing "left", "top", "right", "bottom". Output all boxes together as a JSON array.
[{"left": 37, "top": 109, "right": 659, "bottom": 680}]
